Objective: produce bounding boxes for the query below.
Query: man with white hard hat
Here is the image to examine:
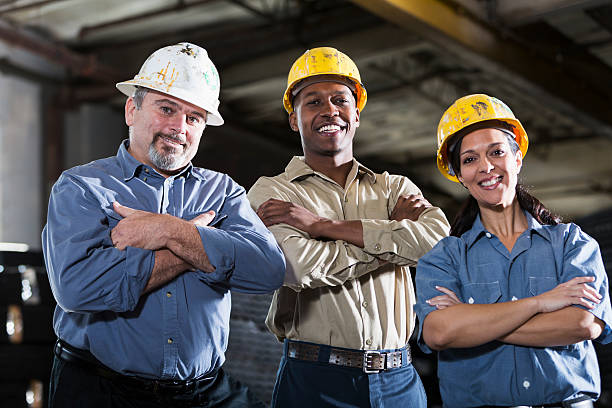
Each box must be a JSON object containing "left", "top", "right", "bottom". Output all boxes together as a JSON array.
[
  {"left": 248, "top": 47, "right": 450, "bottom": 407},
  {"left": 43, "top": 42, "right": 285, "bottom": 407}
]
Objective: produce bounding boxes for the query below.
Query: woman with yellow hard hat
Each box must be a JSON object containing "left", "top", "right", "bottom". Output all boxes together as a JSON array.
[{"left": 413, "top": 94, "right": 612, "bottom": 407}]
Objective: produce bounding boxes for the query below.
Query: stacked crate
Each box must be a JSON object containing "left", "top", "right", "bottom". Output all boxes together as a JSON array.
[{"left": 0, "top": 251, "right": 55, "bottom": 408}]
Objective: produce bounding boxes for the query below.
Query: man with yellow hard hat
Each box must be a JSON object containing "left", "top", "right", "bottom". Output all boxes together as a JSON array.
[
  {"left": 42, "top": 42, "right": 285, "bottom": 407},
  {"left": 248, "top": 47, "right": 450, "bottom": 407}
]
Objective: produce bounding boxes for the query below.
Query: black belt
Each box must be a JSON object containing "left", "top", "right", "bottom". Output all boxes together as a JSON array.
[
  {"left": 477, "top": 396, "right": 594, "bottom": 408},
  {"left": 54, "top": 339, "right": 217, "bottom": 395},
  {"left": 286, "top": 340, "right": 411, "bottom": 374}
]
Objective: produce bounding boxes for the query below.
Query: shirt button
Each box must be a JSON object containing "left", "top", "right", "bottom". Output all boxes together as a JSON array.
[
  {"left": 468, "top": 297, "right": 474, "bottom": 304},
  {"left": 523, "top": 380, "right": 530, "bottom": 389},
  {"left": 511, "top": 296, "right": 518, "bottom": 301},
  {"left": 166, "top": 292, "right": 172, "bottom": 298},
  {"left": 167, "top": 338, "right": 173, "bottom": 344},
  {"left": 365, "top": 339, "right": 372, "bottom": 346},
  {"left": 485, "top": 232, "right": 492, "bottom": 238},
  {"left": 374, "top": 244, "right": 381, "bottom": 251},
  {"left": 362, "top": 301, "right": 368, "bottom": 308}
]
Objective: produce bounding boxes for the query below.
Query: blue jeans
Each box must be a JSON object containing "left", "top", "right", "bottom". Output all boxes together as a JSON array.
[{"left": 271, "top": 341, "right": 427, "bottom": 408}]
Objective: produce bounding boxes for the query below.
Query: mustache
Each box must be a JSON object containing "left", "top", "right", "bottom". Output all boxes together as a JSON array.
[{"left": 153, "top": 132, "right": 186, "bottom": 145}]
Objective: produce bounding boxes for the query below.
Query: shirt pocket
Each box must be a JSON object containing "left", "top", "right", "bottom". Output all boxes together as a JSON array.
[
  {"left": 462, "top": 281, "right": 502, "bottom": 305},
  {"left": 528, "top": 276, "right": 557, "bottom": 296}
]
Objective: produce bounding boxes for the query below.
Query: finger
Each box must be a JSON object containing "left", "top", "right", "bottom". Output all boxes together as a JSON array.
[
  {"left": 567, "top": 276, "right": 596, "bottom": 284},
  {"left": 579, "top": 286, "right": 602, "bottom": 304},
  {"left": 113, "top": 201, "right": 138, "bottom": 217},
  {"left": 435, "top": 286, "right": 459, "bottom": 298},
  {"left": 574, "top": 297, "right": 596, "bottom": 309}
]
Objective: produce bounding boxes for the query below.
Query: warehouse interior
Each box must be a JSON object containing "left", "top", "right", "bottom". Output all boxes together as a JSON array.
[{"left": 0, "top": 0, "right": 611, "bottom": 406}]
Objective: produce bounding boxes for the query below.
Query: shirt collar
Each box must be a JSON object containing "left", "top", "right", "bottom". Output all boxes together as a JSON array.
[
  {"left": 463, "top": 210, "right": 550, "bottom": 248},
  {"left": 285, "top": 156, "right": 376, "bottom": 184},
  {"left": 117, "top": 139, "right": 204, "bottom": 182}
]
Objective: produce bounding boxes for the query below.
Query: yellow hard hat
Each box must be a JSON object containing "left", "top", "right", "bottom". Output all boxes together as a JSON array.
[
  {"left": 283, "top": 47, "right": 367, "bottom": 113},
  {"left": 436, "top": 94, "right": 529, "bottom": 182}
]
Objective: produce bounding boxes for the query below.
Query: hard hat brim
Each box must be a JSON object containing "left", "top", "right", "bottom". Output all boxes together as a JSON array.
[{"left": 116, "top": 81, "right": 224, "bottom": 126}]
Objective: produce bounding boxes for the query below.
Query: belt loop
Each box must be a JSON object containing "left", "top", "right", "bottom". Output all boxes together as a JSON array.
[
  {"left": 317, "top": 343, "right": 331, "bottom": 364},
  {"left": 401, "top": 347, "right": 408, "bottom": 367}
]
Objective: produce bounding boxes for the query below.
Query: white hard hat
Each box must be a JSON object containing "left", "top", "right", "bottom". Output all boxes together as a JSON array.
[{"left": 116, "top": 42, "right": 223, "bottom": 126}]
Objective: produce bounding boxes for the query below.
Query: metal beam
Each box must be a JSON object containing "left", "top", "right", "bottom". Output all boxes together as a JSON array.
[
  {"left": 348, "top": 0, "right": 612, "bottom": 137},
  {"left": 0, "top": 0, "right": 70, "bottom": 15},
  {"left": 0, "top": 22, "right": 120, "bottom": 82},
  {"left": 78, "top": 0, "right": 220, "bottom": 39}
]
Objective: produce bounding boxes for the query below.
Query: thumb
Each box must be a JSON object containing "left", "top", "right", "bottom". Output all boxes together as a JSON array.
[
  {"left": 192, "top": 210, "right": 216, "bottom": 228},
  {"left": 113, "top": 201, "right": 137, "bottom": 217}
]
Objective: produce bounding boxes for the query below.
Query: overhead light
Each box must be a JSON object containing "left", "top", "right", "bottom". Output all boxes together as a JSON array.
[{"left": 0, "top": 242, "right": 29, "bottom": 252}]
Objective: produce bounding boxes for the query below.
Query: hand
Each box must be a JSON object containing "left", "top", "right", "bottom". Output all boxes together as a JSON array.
[
  {"left": 256, "top": 198, "right": 323, "bottom": 237},
  {"left": 111, "top": 202, "right": 175, "bottom": 251},
  {"left": 535, "top": 276, "right": 602, "bottom": 313},
  {"left": 426, "top": 286, "right": 462, "bottom": 310},
  {"left": 390, "top": 194, "right": 432, "bottom": 221},
  {"left": 190, "top": 210, "right": 216, "bottom": 229}
]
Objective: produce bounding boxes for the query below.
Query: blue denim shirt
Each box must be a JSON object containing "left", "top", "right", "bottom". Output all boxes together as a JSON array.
[
  {"left": 415, "top": 212, "right": 612, "bottom": 407},
  {"left": 42, "top": 140, "right": 285, "bottom": 380}
]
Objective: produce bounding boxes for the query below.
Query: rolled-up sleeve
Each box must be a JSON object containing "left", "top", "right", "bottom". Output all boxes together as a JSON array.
[
  {"left": 197, "top": 177, "right": 285, "bottom": 294},
  {"left": 559, "top": 224, "right": 612, "bottom": 344},
  {"left": 42, "top": 174, "right": 154, "bottom": 313},
  {"left": 414, "top": 237, "right": 463, "bottom": 353}
]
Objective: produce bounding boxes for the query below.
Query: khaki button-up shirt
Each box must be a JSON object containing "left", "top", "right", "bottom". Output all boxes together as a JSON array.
[{"left": 248, "top": 156, "right": 449, "bottom": 350}]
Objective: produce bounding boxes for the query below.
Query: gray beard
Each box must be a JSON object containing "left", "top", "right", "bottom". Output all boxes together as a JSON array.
[{"left": 148, "top": 133, "right": 187, "bottom": 171}]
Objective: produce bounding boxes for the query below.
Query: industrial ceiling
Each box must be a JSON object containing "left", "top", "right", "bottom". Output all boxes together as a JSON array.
[{"left": 1, "top": 0, "right": 612, "bottom": 221}]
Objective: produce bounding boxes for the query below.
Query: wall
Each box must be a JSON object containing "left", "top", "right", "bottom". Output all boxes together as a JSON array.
[{"left": 0, "top": 74, "right": 42, "bottom": 250}]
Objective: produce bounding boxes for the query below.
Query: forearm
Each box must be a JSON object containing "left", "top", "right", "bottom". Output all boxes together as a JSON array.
[
  {"left": 163, "top": 219, "right": 214, "bottom": 273},
  {"left": 498, "top": 306, "right": 605, "bottom": 347},
  {"left": 271, "top": 224, "right": 382, "bottom": 290},
  {"left": 362, "top": 208, "right": 450, "bottom": 265},
  {"left": 312, "top": 219, "right": 364, "bottom": 248},
  {"left": 142, "top": 249, "right": 192, "bottom": 294},
  {"left": 423, "top": 298, "right": 540, "bottom": 350}
]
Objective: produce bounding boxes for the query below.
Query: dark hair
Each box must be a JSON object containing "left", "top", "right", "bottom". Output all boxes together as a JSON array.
[{"left": 447, "top": 123, "right": 561, "bottom": 237}]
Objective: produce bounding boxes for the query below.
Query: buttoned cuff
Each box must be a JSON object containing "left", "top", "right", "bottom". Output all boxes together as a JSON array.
[
  {"left": 361, "top": 219, "right": 391, "bottom": 255},
  {"left": 196, "top": 226, "right": 235, "bottom": 281}
]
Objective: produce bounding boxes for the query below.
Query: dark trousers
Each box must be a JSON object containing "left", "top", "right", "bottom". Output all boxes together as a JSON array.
[
  {"left": 271, "top": 343, "right": 427, "bottom": 408},
  {"left": 48, "top": 354, "right": 265, "bottom": 408}
]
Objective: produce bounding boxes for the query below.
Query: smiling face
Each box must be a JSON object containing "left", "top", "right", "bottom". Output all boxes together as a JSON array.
[
  {"left": 125, "top": 89, "right": 208, "bottom": 176},
  {"left": 289, "top": 81, "right": 360, "bottom": 163},
  {"left": 457, "top": 128, "right": 523, "bottom": 209}
]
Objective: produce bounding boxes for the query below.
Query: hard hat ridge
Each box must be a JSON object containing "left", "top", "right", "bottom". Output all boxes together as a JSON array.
[
  {"left": 116, "top": 42, "right": 224, "bottom": 126},
  {"left": 283, "top": 47, "right": 367, "bottom": 114}
]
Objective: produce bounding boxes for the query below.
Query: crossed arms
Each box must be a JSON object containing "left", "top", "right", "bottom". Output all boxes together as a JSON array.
[
  {"left": 248, "top": 175, "right": 450, "bottom": 291},
  {"left": 43, "top": 173, "right": 284, "bottom": 313},
  {"left": 423, "top": 278, "right": 605, "bottom": 349}
]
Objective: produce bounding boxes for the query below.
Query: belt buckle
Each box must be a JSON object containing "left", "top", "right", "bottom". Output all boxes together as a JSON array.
[{"left": 363, "top": 350, "right": 382, "bottom": 374}]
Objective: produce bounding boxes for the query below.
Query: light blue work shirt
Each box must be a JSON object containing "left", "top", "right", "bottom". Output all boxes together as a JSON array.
[
  {"left": 415, "top": 212, "right": 612, "bottom": 407},
  {"left": 42, "top": 140, "right": 285, "bottom": 380}
]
